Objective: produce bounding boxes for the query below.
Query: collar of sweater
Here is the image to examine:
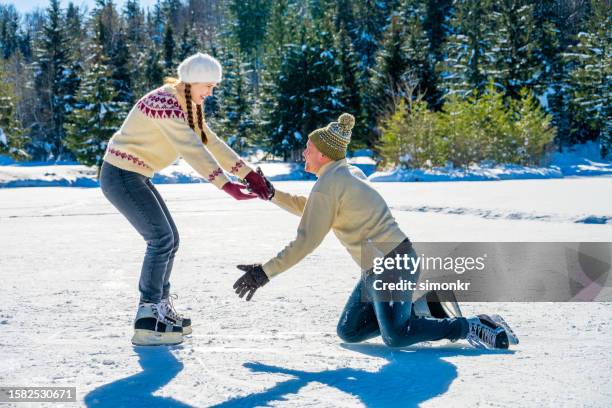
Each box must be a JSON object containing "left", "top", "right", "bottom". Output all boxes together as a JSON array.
[
  {"left": 166, "top": 84, "right": 193, "bottom": 114},
  {"left": 166, "top": 84, "right": 205, "bottom": 133},
  {"left": 316, "top": 159, "right": 347, "bottom": 178}
]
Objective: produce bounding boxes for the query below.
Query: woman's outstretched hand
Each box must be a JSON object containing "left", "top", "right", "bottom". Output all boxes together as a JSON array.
[
  {"left": 233, "top": 264, "right": 269, "bottom": 301},
  {"left": 245, "top": 169, "right": 273, "bottom": 200},
  {"left": 222, "top": 181, "right": 258, "bottom": 200}
]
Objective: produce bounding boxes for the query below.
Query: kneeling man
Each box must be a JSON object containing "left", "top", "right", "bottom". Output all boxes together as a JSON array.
[{"left": 234, "top": 113, "right": 517, "bottom": 350}]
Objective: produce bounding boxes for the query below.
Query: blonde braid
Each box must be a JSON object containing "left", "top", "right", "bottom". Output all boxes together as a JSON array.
[
  {"left": 196, "top": 104, "right": 207, "bottom": 144},
  {"left": 183, "top": 83, "right": 208, "bottom": 144}
]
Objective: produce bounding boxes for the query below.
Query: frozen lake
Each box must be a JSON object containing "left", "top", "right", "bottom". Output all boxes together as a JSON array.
[{"left": 1, "top": 177, "right": 611, "bottom": 407}]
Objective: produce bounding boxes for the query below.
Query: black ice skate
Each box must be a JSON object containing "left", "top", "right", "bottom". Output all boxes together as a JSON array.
[
  {"left": 466, "top": 314, "right": 510, "bottom": 350},
  {"left": 490, "top": 314, "right": 519, "bottom": 345},
  {"left": 160, "top": 295, "right": 192, "bottom": 335},
  {"left": 131, "top": 302, "right": 183, "bottom": 346}
]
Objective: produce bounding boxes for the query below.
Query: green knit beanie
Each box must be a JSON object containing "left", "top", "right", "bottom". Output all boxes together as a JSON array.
[{"left": 308, "top": 113, "right": 355, "bottom": 160}]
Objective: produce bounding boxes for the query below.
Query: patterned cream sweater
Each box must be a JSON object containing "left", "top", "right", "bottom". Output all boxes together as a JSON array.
[
  {"left": 103, "top": 84, "right": 253, "bottom": 188},
  {"left": 263, "top": 159, "right": 407, "bottom": 278}
]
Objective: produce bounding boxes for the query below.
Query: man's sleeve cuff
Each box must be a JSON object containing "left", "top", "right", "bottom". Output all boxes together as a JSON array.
[{"left": 262, "top": 262, "right": 280, "bottom": 279}]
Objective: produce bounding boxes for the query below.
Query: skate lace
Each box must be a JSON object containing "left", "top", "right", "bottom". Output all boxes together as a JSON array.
[
  {"left": 151, "top": 303, "right": 176, "bottom": 330},
  {"left": 161, "top": 294, "right": 183, "bottom": 321},
  {"left": 467, "top": 320, "right": 498, "bottom": 348}
]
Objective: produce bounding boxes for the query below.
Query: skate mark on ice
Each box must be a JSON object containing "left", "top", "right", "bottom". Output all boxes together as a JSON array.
[
  {"left": 210, "top": 343, "right": 512, "bottom": 408},
  {"left": 84, "top": 346, "right": 192, "bottom": 407},
  {"left": 391, "top": 205, "right": 612, "bottom": 225}
]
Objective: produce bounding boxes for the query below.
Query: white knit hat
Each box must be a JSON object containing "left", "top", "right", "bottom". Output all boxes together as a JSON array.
[{"left": 177, "top": 53, "right": 223, "bottom": 83}]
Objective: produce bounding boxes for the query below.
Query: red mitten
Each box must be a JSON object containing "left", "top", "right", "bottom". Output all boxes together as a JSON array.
[{"left": 222, "top": 182, "right": 258, "bottom": 200}]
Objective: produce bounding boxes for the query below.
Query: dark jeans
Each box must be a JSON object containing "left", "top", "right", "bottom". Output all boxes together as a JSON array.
[
  {"left": 337, "top": 240, "right": 468, "bottom": 347},
  {"left": 100, "top": 161, "right": 179, "bottom": 304}
]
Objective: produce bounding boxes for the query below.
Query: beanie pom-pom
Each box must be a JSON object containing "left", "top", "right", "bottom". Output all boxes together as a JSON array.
[{"left": 338, "top": 113, "right": 355, "bottom": 132}]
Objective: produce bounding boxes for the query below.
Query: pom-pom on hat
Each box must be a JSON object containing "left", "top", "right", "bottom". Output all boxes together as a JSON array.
[
  {"left": 308, "top": 113, "right": 355, "bottom": 160},
  {"left": 177, "top": 53, "right": 223, "bottom": 84}
]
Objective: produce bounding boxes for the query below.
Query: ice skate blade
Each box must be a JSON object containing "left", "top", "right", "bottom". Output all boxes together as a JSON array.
[
  {"left": 131, "top": 329, "right": 183, "bottom": 346},
  {"left": 182, "top": 326, "right": 192, "bottom": 336}
]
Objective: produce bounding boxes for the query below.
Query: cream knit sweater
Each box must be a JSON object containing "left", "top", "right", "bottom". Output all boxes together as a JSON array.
[
  {"left": 263, "top": 159, "right": 407, "bottom": 278},
  {"left": 103, "top": 84, "right": 253, "bottom": 188}
]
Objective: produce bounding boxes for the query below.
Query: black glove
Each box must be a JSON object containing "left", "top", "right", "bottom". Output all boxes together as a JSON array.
[
  {"left": 256, "top": 167, "right": 275, "bottom": 200},
  {"left": 233, "top": 264, "right": 270, "bottom": 301},
  {"left": 242, "top": 167, "right": 275, "bottom": 200}
]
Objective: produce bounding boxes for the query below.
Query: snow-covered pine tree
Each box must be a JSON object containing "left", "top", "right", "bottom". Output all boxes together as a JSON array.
[
  {"left": 263, "top": 0, "right": 291, "bottom": 76},
  {"left": 335, "top": 22, "right": 365, "bottom": 148},
  {"left": 529, "top": 0, "right": 570, "bottom": 149},
  {"left": 33, "top": 0, "right": 71, "bottom": 160},
  {"left": 351, "top": 0, "right": 395, "bottom": 71},
  {"left": 110, "top": 28, "right": 133, "bottom": 106},
  {"left": 259, "top": 0, "right": 294, "bottom": 156},
  {"left": 0, "top": 59, "right": 27, "bottom": 160},
  {"left": 17, "top": 12, "right": 33, "bottom": 60},
  {"left": 423, "top": 0, "right": 452, "bottom": 61},
  {"left": 216, "top": 48, "right": 256, "bottom": 154},
  {"left": 439, "top": 0, "right": 496, "bottom": 98},
  {"left": 228, "top": 0, "right": 273, "bottom": 95},
  {"left": 144, "top": 47, "right": 164, "bottom": 89},
  {"left": 531, "top": 0, "right": 561, "bottom": 93},
  {"left": 488, "top": 0, "right": 539, "bottom": 99},
  {"left": 332, "top": 0, "right": 355, "bottom": 34},
  {"left": 123, "top": 0, "right": 148, "bottom": 98},
  {"left": 308, "top": 6, "right": 341, "bottom": 122},
  {"left": 65, "top": 2, "right": 85, "bottom": 58},
  {"left": 162, "top": 23, "right": 176, "bottom": 76},
  {"left": 421, "top": 0, "right": 452, "bottom": 109},
  {"left": 267, "top": 20, "right": 338, "bottom": 161},
  {"left": 0, "top": 4, "right": 20, "bottom": 60},
  {"left": 351, "top": 0, "right": 398, "bottom": 144},
  {"left": 563, "top": 0, "right": 611, "bottom": 156},
  {"left": 61, "top": 3, "right": 85, "bottom": 134},
  {"left": 178, "top": 24, "right": 197, "bottom": 62},
  {"left": 366, "top": 13, "right": 408, "bottom": 141},
  {"left": 64, "top": 39, "right": 122, "bottom": 174},
  {"left": 148, "top": 0, "right": 165, "bottom": 46},
  {"left": 267, "top": 27, "right": 309, "bottom": 160},
  {"left": 92, "top": 0, "right": 121, "bottom": 57},
  {"left": 161, "top": 0, "right": 182, "bottom": 28},
  {"left": 400, "top": 0, "right": 435, "bottom": 106}
]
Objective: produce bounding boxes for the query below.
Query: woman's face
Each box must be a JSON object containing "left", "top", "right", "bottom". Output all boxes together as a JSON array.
[{"left": 189, "top": 82, "right": 216, "bottom": 104}]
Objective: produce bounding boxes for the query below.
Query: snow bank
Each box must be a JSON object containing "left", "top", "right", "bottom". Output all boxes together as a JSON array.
[
  {"left": 369, "top": 164, "right": 564, "bottom": 182},
  {"left": 369, "top": 141, "right": 612, "bottom": 182},
  {"left": 1, "top": 142, "right": 610, "bottom": 188},
  {"left": 0, "top": 161, "right": 315, "bottom": 188}
]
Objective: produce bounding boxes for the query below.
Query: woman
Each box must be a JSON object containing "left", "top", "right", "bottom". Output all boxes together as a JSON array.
[{"left": 100, "top": 53, "right": 270, "bottom": 346}]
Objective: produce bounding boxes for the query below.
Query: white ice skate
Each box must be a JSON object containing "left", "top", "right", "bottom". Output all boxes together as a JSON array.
[
  {"left": 160, "top": 294, "right": 192, "bottom": 335},
  {"left": 131, "top": 302, "right": 183, "bottom": 346},
  {"left": 466, "top": 314, "right": 510, "bottom": 350}
]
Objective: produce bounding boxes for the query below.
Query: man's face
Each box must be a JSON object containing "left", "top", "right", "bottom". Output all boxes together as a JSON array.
[{"left": 303, "top": 140, "right": 323, "bottom": 174}]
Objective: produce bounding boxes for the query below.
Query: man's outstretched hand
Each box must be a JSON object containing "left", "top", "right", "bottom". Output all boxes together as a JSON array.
[
  {"left": 233, "top": 264, "right": 269, "bottom": 301},
  {"left": 244, "top": 167, "right": 275, "bottom": 200}
]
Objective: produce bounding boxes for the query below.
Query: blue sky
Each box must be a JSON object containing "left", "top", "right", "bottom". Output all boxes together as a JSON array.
[{"left": 6, "top": 0, "right": 159, "bottom": 14}]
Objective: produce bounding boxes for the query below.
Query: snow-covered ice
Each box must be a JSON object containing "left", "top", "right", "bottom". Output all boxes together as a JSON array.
[{"left": 1, "top": 178, "right": 611, "bottom": 407}]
